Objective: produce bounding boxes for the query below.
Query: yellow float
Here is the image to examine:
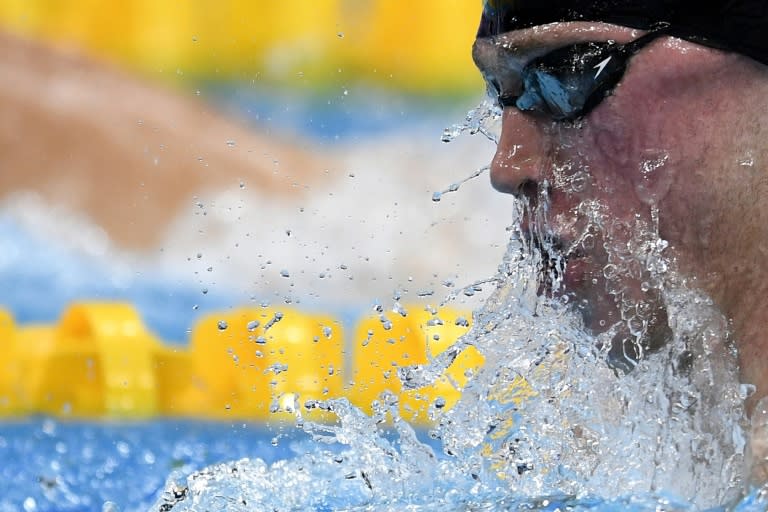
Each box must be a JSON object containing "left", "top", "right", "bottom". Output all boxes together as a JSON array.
[
  {"left": 348, "top": 305, "right": 483, "bottom": 425},
  {"left": 16, "top": 303, "right": 165, "bottom": 417},
  {"left": 0, "top": 0, "right": 482, "bottom": 95},
  {"left": 188, "top": 307, "right": 345, "bottom": 422},
  {"left": 0, "top": 301, "right": 485, "bottom": 425}
]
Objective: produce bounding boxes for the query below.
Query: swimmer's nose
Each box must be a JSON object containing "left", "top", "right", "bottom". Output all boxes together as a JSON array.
[
  {"left": 490, "top": 108, "right": 548, "bottom": 199},
  {"left": 473, "top": 37, "right": 548, "bottom": 199}
]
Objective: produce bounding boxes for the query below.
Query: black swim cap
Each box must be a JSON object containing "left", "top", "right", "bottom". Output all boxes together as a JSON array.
[{"left": 478, "top": 0, "right": 768, "bottom": 66}]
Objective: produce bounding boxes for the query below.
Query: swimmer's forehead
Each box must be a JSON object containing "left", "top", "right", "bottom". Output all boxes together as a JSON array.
[{"left": 485, "top": 21, "right": 645, "bottom": 52}]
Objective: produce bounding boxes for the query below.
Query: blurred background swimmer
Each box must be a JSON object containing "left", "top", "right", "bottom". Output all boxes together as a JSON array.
[{"left": 0, "top": 1, "right": 509, "bottom": 333}]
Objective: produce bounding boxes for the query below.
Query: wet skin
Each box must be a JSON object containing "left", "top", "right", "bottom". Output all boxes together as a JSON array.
[{"left": 474, "top": 22, "right": 768, "bottom": 411}]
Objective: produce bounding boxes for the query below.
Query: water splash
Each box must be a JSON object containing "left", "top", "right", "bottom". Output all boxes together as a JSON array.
[
  {"left": 432, "top": 166, "right": 489, "bottom": 202},
  {"left": 153, "top": 207, "right": 750, "bottom": 509},
  {"left": 441, "top": 98, "right": 503, "bottom": 145},
  {"left": 153, "top": 101, "right": 758, "bottom": 511}
]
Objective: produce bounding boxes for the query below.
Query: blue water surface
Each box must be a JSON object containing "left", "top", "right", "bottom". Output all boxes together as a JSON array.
[{"left": 0, "top": 418, "right": 299, "bottom": 511}]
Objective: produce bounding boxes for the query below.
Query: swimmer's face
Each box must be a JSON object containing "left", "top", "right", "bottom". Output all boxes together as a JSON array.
[{"left": 474, "top": 22, "right": 766, "bottom": 358}]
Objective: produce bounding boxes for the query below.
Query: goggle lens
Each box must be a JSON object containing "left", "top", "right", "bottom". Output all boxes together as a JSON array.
[{"left": 487, "top": 28, "right": 667, "bottom": 122}]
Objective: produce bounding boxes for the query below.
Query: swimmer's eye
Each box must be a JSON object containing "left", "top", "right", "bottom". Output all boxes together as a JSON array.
[{"left": 489, "top": 26, "right": 669, "bottom": 122}]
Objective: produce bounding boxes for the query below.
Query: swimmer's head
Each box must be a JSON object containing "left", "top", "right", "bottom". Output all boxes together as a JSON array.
[{"left": 479, "top": 0, "right": 768, "bottom": 66}]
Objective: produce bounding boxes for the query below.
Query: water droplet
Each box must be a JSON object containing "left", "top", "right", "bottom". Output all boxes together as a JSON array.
[
  {"left": 191, "top": 35, "right": 198, "bottom": 42},
  {"left": 441, "top": 125, "right": 462, "bottom": 143},
  {"left": 323, "top": 326, "right": 333, "bottom": 339},
  {"left": 247, "top": 320, "right": 260, "bottom": 331},
  {"left": 143, "top": 450, "right": 156, "bottom": 465},
  {"left": 239, "top": 181, "right": 245, "bottom": 189},
  {"left": 268, "top": 363, "right": 289, "bottom": 375},
  {"left": 217, "top": 320, "right": 228, "bottom": 331},
  {"left": 280, "top": 269, "right": 290, "bottom": 278},
  {"left": 432, "top": 191, "right": 442, "bottom": 202},
  {"left": 393, "top": 304, "right": 408, "bottom": 317},
  {"left": 740, "top": 383, "right": 756, "bottom": 400},
  {"left": 201, "top": 288, "right": 208, "bottom": 295},
  {"left": 455, "top": 317, "right": 469, "bottom": 327},
  {"left": 263, "top": 312, "right": 284, "bottom": 332},
  {"left": 337, "top": 32, "right": 344, "bottom": 38},
  {"left": 226, "top": 140, "right": 236, "bottom": 147},
  {"left": 116, "top": 441, "right": 131, "bottom": 457},
  {"left": 434, "top": 396, "right": 447, "bottom": 409}
]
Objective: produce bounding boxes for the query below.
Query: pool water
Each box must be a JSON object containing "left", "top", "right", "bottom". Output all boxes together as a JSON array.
[
  {"left": 3, "top": 97, "right": 768, "bottom": 512},
  {"left": 1, "top": 419, "right": 765, "bottom": 511},
  {"left": 0, "top": 419, "right": 322, "bottom": 511}
]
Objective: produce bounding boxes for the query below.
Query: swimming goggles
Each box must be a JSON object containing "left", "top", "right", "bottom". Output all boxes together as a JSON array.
[
  {"left": 477, "top": 0, "right": 768, "bottom": 121},
  {"left": 485, "top": 26, "right": 670, "bottom": 121}
]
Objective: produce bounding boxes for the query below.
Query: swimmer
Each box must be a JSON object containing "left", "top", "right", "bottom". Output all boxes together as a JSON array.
[{"left": 472, "top": 1, "right": 768, "bottom": 411}]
